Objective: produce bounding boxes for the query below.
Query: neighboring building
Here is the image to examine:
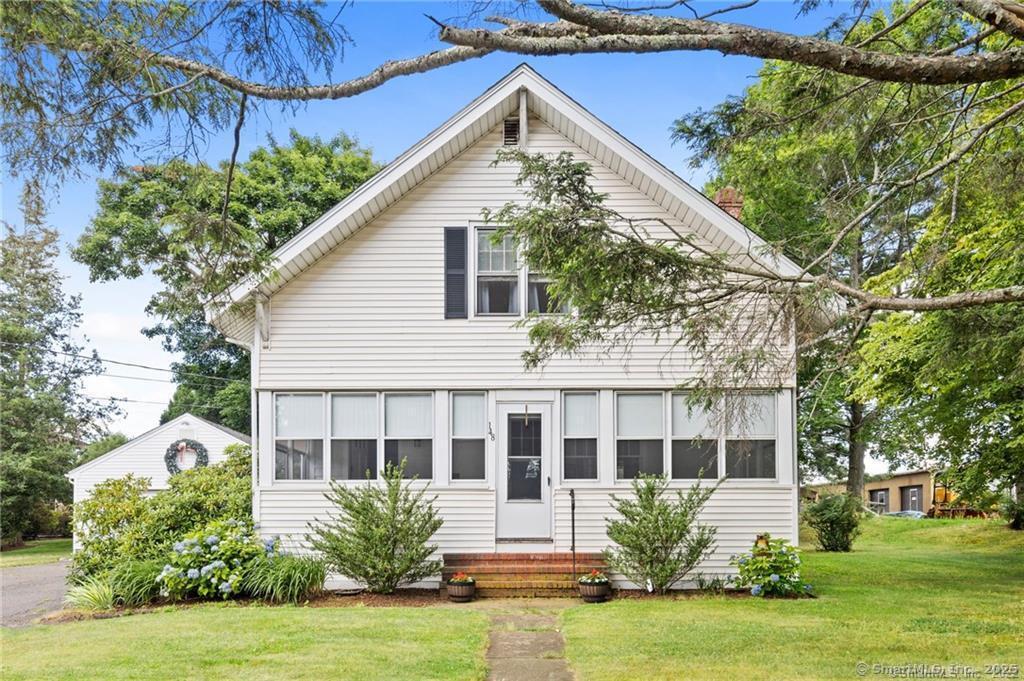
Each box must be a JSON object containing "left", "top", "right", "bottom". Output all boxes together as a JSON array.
[
  {"left": 205, "top": 65, "right": 803, "bottom": 590},
  {"left": 68, "top": 412, "right": 248, "bottom": 505},
  {"left": 803, "top": 469, "right": 956, "bottom": 515}
]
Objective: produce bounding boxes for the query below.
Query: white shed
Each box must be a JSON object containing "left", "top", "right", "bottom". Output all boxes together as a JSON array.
[{"left": 68, "top": 412, "right": 249, "bottom": 506}]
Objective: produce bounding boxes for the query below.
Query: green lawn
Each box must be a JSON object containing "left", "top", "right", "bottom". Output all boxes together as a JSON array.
[
  {"left": 0, "top": 604, "right": 489, "bottom": 680},
  {"left": 562, "top": 517, "right": 1024, "bottom": 680},
  {"left": 0, "top": 538, "right": 72, "bottom": 568}
]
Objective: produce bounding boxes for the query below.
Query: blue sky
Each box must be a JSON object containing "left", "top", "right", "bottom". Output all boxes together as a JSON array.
[{"left": 2, "top": 0, "right": 889, "bottom": 473}]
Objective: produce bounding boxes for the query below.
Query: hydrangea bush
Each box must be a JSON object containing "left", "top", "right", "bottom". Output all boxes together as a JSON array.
[
  {"left": 157, "top": 519, "right": 275, "bottom": 600},
  {"left": 730, "top": 534, "right": 813, "bottom": 598}
]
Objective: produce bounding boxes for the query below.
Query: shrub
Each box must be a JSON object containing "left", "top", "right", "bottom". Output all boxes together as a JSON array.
[
  {"left": 731, "top": 534, "right": 812, "bottom": 598},
  {"left": 1001, "top": 494, "right": 1024, "bottom": 530},
  {"left": 803, "top": 493, "right": 862, "bottom": 551},
  {"left": 310, "top": 460, "right": 443, "bottom": 594},
  {"left": 109, "top": 559, "right": 164, "bottom": 607},
  {"left": 65, "top": 576, "right": 115, "bottom": 611},
  {"left": 70, "top": 475, "right": 154, "bottom": 582},
  {"left": 157, "top": 519, "right": 263, "bottom": 600},
  {"left": 242, "top": 553, "right": 327, "bottom": 603},
  {"left": 604, "top": 474, "right": 720, "bottom": 594}
]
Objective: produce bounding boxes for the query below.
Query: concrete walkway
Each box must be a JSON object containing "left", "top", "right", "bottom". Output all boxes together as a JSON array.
[
  {"left": 1, "top": 561, "right": 68, "bottom": 627},
  {"left": 480, "top": 600, "right": 575, "bottom": 681}
]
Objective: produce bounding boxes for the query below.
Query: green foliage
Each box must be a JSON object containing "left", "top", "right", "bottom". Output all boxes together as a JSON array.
[
  {"left": 157, "top": 519, "right": 262, "bottom": 600},
  {"left": 1001, "top": 496, "right": 1024, "bottom": 531},
  {"left": 1, "top": 187, "right": 114, "bottom": 544},
  {"left": 77, "top": 434, "right": 130, "bottom": 467},
  {"left": 70, "top": 475, "right": 153, "bottom": 581},
  {"left": 604, "top": 475, "right": 720, "bottom": 594},
  {"left": 241, "top": 554, "right": 327, "bottom": 603},
  {"left": 310, "top": 461, "right": 443, "bottom": 594},
  {"left": 803, "top": 493, "right": 863, "bottom": 551},
  {"left": 730, "top": 535, "right": 811, "bottom": 597},
  {"left": 64, "top": 576, "right": 115, "bottom": 611},
  {"left": 24, "top": 499, "right": 72, "bottom": 538},
  {"left": 109, "top": 560, "right": 164, "bottom": 607}
]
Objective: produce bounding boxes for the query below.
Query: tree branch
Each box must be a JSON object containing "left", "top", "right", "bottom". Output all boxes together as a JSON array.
[{"left": 954, "top": 0, "right": 1024, "bottom": 42}]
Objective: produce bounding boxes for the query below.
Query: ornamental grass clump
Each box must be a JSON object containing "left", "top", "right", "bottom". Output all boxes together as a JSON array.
[
  {"left": 109, "top": 559, "right": 164, "bottom": 607},
  {"left": 157, "top": 518, "right": 262, "bottom": 600},
  {"left": 731, "top": 534, "right": 813, "bottom": 598},
  {"left": 64, "top": 575, "right": 115, "bottom": 611},
  {"left": 803, "top": 493, "right": 863, "bottom": 552},
  {"left": 241, "top": 553, "right": 327, "bottom": 603}
]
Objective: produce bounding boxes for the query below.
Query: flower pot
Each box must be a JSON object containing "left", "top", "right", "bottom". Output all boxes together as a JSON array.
[
  {"left": 579, "top": 582, "right": 610, "bottom": 603},
  {"left": 447, "top": 582, "right": 475, "bottom": 602}
]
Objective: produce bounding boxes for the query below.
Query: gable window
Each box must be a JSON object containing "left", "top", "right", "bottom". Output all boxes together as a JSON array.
[
  {"left": 274, "top": 394, "right": 324, "bottom": 481},
  {"left": 615, "top": 392, "right": 664, "bottom": 479},
  {"left": 671, "top": 394, "right": 719, "bottom": 479},
  {"left": 384, "top": 393, "right": 433, "bottom": 479},
  {"left": 527, "top": 273, "right": 568, "bottom": 314},
  {"left": 476, "top": 229, "right": 519, "bottom": 315},
  {"left": 451, "top": 392, "right": 486, "bottom": 480},
  {"left": 331, "top": 394, "right": 378, "bottom": 480},
  {"left": 563, "top": 392, "right": 597, "bottom": 480},
  {"left": 725, "top": 393, "right": 776, "bottom": 479}
]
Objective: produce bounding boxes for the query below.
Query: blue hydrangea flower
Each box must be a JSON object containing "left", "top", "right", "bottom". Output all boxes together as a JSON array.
[
  {"left": 804, "top": 584, "right": 813, "bottom": 592},
  {"left": 205, "top": 535, "right": 220, "bottom": 545},
  {"left": 173, "top": 541, "right": 185, "bottom": 554},
  {"left": 187, "top": 568, "right": 200, "bottom": 579},
  {"left": 770, "top": 574, "right": 780, "bottom": 583},
  {"left": 751, "top": 585, "right": 762, "bottom": 596},
  {"left": 218, "top": 581, "right": 233, "bottom": 594},
  {"left": 738, "top": 557, "right": 748, "bottom": 566}
]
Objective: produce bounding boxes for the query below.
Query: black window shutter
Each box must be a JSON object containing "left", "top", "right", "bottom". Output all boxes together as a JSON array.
[{"left": 444, "top": 227, "right": 468, "bottom": 319}]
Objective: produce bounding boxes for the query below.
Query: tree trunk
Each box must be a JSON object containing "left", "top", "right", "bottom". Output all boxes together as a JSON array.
[{"left": 847, "top": 400, "right": 866, "bottom": 497}]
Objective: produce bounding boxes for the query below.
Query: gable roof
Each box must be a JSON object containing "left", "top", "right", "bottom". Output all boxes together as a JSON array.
[
  {"left": 67, "top": 412, "right": 249, "bottom": 478},
  {"left": 206, "top": 63, "right": 804, "bottom": 345}
]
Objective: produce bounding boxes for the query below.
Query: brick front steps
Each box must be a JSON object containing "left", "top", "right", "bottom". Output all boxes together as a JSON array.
[{"left": 442, "top": 552, "right": 606, "bottom": 598}]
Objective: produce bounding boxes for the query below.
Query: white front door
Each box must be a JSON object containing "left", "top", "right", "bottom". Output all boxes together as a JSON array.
[{"left": 496, "top": 403, "right": 552, "bottom": 540}]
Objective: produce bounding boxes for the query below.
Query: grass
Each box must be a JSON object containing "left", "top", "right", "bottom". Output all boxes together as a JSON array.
[
  {"left": 0, "top": 604, "right": 489, "bottom": 680},
  {"left": 0, "top": 538, "right": 71, "bottom": 568},
  {"left": 562, "top": 517, "right": 1024, "bottom": 680}
]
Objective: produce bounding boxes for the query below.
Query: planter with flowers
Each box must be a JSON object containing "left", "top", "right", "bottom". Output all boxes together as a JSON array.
[
  {"left": 578, "top": 569, "right": 611, "bottom": 603},
  {"left": 447, "top": 572, "right": 476, "bottom": 602}
]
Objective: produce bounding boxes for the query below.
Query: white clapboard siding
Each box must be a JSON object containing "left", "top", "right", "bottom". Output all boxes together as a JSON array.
[{"left": 258, "top": 118, "right": 788, "bottom": 391}]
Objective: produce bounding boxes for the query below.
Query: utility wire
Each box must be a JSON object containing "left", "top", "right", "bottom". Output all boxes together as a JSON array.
[{"left": 86, "top": 395, "right": 220, "bottom": 409}]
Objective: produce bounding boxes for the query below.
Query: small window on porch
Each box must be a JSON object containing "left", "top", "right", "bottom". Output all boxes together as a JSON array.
[
  {"left": 615, "top": 393, "right": 664, "bottom": 479},
  {"left": 671, "top": 393, "right": 719, "bottom": 479},
  {"left": 563, "top": 392, "right": 597, "bottom": 480},
  {"left": 451, "top": 392, "right": 486, "bottom": 480},
  {"left": 274, "top": 394, "right": 324, "bottom": 481},
  {"left": 725, "top": 393, "right": 776, "bottom": 479},
  {"left": 384, "top": 393, "right": 433, "bottom": 479},
  {"left": 331, "top": 394, "right": 378, "bottom": 480}
]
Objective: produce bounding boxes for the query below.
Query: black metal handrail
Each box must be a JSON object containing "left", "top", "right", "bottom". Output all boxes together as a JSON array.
[{"left": 570, "top": 487, "right": 577, "bottom": 581}]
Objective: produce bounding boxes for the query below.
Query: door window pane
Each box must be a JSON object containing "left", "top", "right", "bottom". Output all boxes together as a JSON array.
[
  {"left": 672, "top": 441, "right": 718, "bottom": 479},
  {"left": 275, "top": 439, "right": 324, "bottom": 480},
  {"left": 384, "top": 439, "right": 432, "bottom": 479},
  {"left": 385, "top": 394, "right": 432, "bottom": 437},
  {"left": 331, "top": 440, "right": 377, "bottom": 480},
  {"left": 452, "top": 439, "right": 485, "bottom": 480},
  {"left": 616, "top": 393, "right": 663, "bottom": 437},
  {"left": 725, "top": 440, "right": 776, "bottom": 478},
  {"left": 508, "top": 414, "right": 542, "bottom": 500},
  {"left": 616, "top": 440, "right": 663, "bottom": 479},
  {"left": 275, "top": 394, "right": 323, "bottom": 438}
]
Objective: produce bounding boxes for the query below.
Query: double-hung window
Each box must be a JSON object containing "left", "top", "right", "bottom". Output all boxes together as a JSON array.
[
  {"left": 615, "top": 393, "right": 664, "bottom": 478},
  {"left": 451, "top": 392, "right": 486, "bottom": 480},
  {"left": 671, "top": 394, "right": 719, "bottom": 479},
  {"left": 384, "top": 393, "right": 433, "bottom": 479},
  {"left": 563, "top": 392, "right": 598, "bottom": 480},
  {"left": 527, "top": 272, "right": 568, "bottom": 314},
  {"left": 725, "top": 393, "right": 777, "bottom": 479},
  {"left": 476, "top": 229, "right": 519, "bottom": 315},
  {"left": 274, "top": 394, "right": 324, "bottom": 481},
  {"left": 331, "top": 394, "right": 378, "bottom": 480}
]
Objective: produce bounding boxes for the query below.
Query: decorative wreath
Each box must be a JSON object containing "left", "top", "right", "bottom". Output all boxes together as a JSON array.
[{"left": 165, "top": 438, "right": 209, "bottom": 475}]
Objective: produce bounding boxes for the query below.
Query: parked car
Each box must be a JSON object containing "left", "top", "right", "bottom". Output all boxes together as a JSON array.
[{"left": 885, "top": 510, "right": 926, "bottom": 519}]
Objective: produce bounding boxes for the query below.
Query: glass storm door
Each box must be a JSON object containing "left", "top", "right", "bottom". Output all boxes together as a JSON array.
[{"left": 496, "top": 403, "right": 552, "bottom": 539}]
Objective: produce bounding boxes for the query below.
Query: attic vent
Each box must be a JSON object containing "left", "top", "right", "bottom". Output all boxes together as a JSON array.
[{"left": 503, "top": 117, "right": 520, "bottom": 146}]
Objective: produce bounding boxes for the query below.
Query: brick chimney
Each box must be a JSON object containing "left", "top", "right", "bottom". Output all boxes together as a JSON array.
[{"left": 713, "top": 186, "right": 743, "bottom": 220}]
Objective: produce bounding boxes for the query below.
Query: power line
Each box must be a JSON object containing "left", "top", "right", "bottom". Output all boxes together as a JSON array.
[
  {"left": 1, "top": 340, "right": 237, "bottom": 383},
  {"left": 86, "top": 395, "right": 220, "bottom": 409}
]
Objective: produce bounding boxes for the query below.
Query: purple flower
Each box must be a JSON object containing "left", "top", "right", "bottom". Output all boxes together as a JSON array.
[
  {"left": 187, "top": 568, "right": 200, "bottom": 579},
  {"left": 770, "top": 574, "right": 780, "bottom": 583},
  {"left": 751, "top": 585, "right": 762, "bottom": 596}
]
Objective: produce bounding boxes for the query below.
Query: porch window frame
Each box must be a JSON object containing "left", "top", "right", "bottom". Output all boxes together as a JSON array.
[
  {"left": 383, "top": 391, "right": 435, "bottom": 481},
  {"left": 670, "top": 391, "right": 724, "bottom": 481},
  {"left": 561, "top": 390, "right": 600, "bottom": 482},
  {"left": 449, "top": 390, "right": 488, "bottom": 483},
  {"left": 272, "top": 391, "right": 327, "bottom": 483},
  {"left": 613, "top": 391, "right": 667, "bottom": 481},
  {"left": 724, "top": 391, "right": 779, "bottom": 481},
  {"left": 328, "top": 391, "right": 380, "bottom": 481}
]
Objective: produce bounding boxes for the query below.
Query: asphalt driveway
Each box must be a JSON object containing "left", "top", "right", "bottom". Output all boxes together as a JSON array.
[{"left": 1, "top": 561, "right": 68, "bottom": 627}]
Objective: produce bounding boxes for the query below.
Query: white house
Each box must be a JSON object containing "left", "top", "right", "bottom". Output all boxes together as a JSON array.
[
  {"left": 68, "top": 412, "right": 249, "bottom": 506},
  {"left": 206, "top": 65, "right": 801, "bottom": 591}
]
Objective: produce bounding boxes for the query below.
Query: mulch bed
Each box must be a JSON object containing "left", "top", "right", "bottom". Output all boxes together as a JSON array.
[{"left": 307, "top": 589, "right": 445, "bottom": 608}]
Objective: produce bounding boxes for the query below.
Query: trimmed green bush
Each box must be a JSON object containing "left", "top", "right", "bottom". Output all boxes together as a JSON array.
[
  {"left": 804, "top": 493, "right": 862, "bottom": 552},
  {"left": 242, "top": 554, "right": 327, "bottom": 603},
  {"left": 65, "top": 576, "right": 115, "bottom": 611},
  {"left": 310, "top": 460, "right": 443, "bottom": 594},
  {"left": 604, "top": 474, "right": 720, "bottom": 594},
  {"left": 109, "top": 559, "right": 164, "bottom": 607},
  {"left": 70, "top": 475, "right": 153, "bottom": 582}
]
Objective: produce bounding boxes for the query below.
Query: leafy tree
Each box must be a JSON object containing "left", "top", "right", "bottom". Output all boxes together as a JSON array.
[
  {"left": 73, "top": 132, "right": 380, "bottom": 431},
  {"left": 0, "top": 184, "right": 115, "bottom": 545},
  {"left": 604, "top": 475, "right": 720, "bottom": 594},
  {"left": 310, "top": 461, "right": 443, "bottom": 593},
  {"left": 77, "top": 433, "right": 130, "bottom": 467}
]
